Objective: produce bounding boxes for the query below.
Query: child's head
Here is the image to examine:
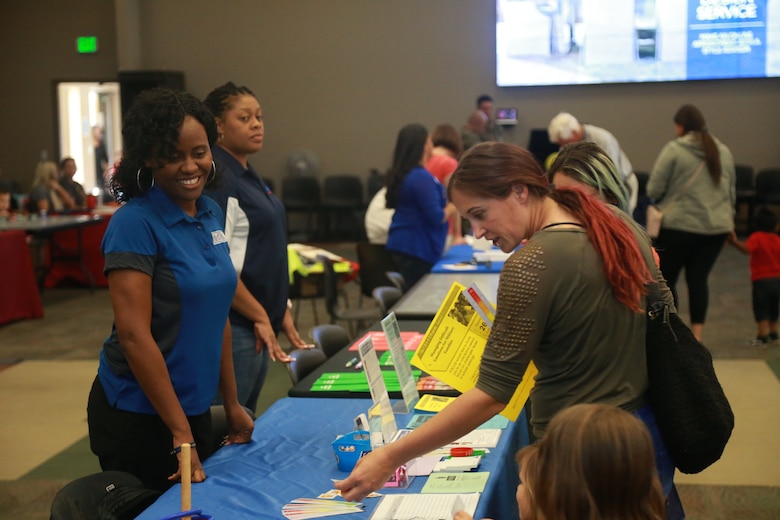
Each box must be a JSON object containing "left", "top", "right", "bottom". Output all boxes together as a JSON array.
[
  {"left": 0, "top": 190, "right": 10, "bottom": 213},
  {"left": 753, "top": 206, "right": 778, "bottom": 233},
  {"left": 515, "top": 403, "right": 665, "bottom": 520}
]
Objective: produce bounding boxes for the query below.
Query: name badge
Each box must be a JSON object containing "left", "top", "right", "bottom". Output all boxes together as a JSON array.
[{"left": 212, "top": 230, "right": 228, "bottom": 245}]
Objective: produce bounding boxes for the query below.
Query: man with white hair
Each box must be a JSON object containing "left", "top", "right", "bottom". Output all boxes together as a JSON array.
[{"left": 548, "top": 112, "right": 638, "bottom": 213}]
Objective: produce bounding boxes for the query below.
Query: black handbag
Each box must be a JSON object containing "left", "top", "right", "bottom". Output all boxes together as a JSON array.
[{"left": 645, "top": 283, "right": 735, "bottom": 474}]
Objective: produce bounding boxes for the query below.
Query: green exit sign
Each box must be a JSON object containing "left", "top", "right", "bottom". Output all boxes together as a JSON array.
[{"left": 76, "top": 36, "right": 98, "bottom": 54}]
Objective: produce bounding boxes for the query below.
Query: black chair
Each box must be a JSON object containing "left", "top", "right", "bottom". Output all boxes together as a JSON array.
[
  {"left": 372, "top": 286, "right": 403, "bottom": 315},
  {"left": 734, "top": 164, "right": 756, "bottom": 232},
  {"left": 319, "top": 254, "right": 382, "bottom": 337},
  {"left": 289, "top": 271, "right": 323, "bottom": 326},
  {"left": 50, "top": 471, "right": 160, "bottom": 520},
  {"left": 310, "top": 323, "right": 351, "bottom": 358},
  {"left": 385, "top": 270, "right": 407, "bottom": 294},
  {"left": 285, "top": 347, "right": 328, "bottom": 384},
  {"left": 635, "top": 170, "right": 650, "bottom": 197},
  {"left": 209, "top": 404, "right": 257, "bottom": 454},
  {"left": 320, "top": 174, "right": 365, "bottom": 241},
  {"left": 755, "top": 168, "right": 780, "bottom": 204},
  {"left": 282, "top": 176, "right": 321, "bottom": 241},
  {"left": 355, "top": 242, "right": 400, "bottom": 304},
  {"left": 367, "top": 169, "right": 386, "bottom": 200}
]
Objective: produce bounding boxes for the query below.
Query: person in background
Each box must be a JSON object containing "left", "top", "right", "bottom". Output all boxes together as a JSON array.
[
  {"left": 364, "top": 186, "right": 394, "bottom": 245},
  {"left": 204, "top": 82, "right": 312, "bottom": 414},
  {"left": 476, "top": 94, "right": 504, "bottom": 142},
  {"left": 93, "top": 125, "right": 109, "bottom": 182},
  {"left": 648, "top": 104, "right": 735, "bottom": 342},
  {"left": 88, "top": 88, "right": 254, "bottom": 492},
  {"left": 454, "top": 404, "right": 666, "bottom": 520},
  {"left": 547, "top": 141, "right": 630, "bottom": 213},
  {"left": 547, "top": 112, "right": 638, "bottom": 213},
  {"left": 27, "top": 160, "right": 75, "bottom": 214},
  {"left": 461, "top": 110, "right": 488, "bottom": 151},
  {"left": 426, "top": 123, "right": 466, "bottom": 245},
  {"left": 0, "top": 167, "right": 21, "bottom": 212},
  {"left": 0, "top": 184, "right": 12, "bottom": 218},
  {"left": 727, "top": 206, "right": 780, "bottom": 347},
  {"left": 337, "top": 142, "right": 683, "bottom": 519},
  {"left": 385, "top": 123, "right": 456, "bottom": 288},
  {"left": 58, "top": 157, "right": 86, "bottom": 208}
]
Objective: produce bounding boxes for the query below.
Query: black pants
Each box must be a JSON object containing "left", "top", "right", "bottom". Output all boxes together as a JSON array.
[
  {"left": 391, "top": 251, "right": 433, "bottom": 289},
  {"left": 655, "top": 229, "right": 727, "bottom": 324},
  {"left": 752, "top": 277, "right": 780, "bottom": 322},
  {"left": 87, "top": 377, "right": 213, "bottom": 492}
]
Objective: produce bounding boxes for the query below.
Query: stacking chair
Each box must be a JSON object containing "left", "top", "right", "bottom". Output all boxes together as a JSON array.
[
  {"left": 634, "top": 170, "right": 650, "bottom": 197},
  {"left": 286, "top": 347, "right": 328, "bottom": 385},
  {"left": 754, "top": 168, "right": 780, "bottom": 204},
  {"left": 355, "top": 242, "right": 400, "bottom": 304},
  {"left": 372, "top": 286, "right": 403, "bottom": 315},
  {"left": 318, "top": 254, "right": 382, "bottom": 337},
  {"left": 282, "top": 176, "right": 321, "bottom": 241},
  {"left": 385, "top": 270, "right": 408, "bottom": 294},
  {"left": 310, "top": 323, "right": 351, "bottom": 358},
  {"left": 734, "top": 164, "right": 756, "bottom": 232},
  {"left": 320, "top": 174, "right": 365, "bottom": 241},
  {"left": 366, "top": 169, "right": 386, "bottom": 200}
]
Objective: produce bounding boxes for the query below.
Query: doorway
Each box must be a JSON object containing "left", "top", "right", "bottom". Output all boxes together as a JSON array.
[{"left": 56, "top": 82, "right": 122, "bottom": 195}]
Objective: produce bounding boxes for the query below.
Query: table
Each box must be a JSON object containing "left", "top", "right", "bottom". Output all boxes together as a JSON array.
[
  {"left": 0, "top": 230, "right": 44, "bottom": 325},
  {"left": 431, "top": 244, "right": 507, "bottom": 274},
  {"left": 392, "top": 273, "right": 500, "bottom": 321},
  {"left": 0, "top": 214, "right": 107, "bottom": 291},
  {"left": 289, "top": 320, "right": 459, "bottom": 399},
  {"left": 137, "top": 398, "right": 528, "bottom": 520}
]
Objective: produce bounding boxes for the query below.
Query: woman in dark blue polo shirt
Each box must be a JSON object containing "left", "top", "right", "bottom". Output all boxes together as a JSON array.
[
  {"left": 204, "top": 82, "right": 312, "bottom": 413},
  {"left": 87, "top": 88, "right": 254, "bottom": 492}
]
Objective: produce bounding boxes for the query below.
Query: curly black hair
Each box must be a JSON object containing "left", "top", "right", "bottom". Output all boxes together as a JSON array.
[
  {"left": 203, "top": 81, "right": 257, "bottom": 119},
  {"left": 110, "top": 88, "right": 218, "bottom": 202}
]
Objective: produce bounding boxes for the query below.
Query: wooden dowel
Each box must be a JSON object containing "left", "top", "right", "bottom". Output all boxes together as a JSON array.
[{"left": 180, "top": 442, "right": 192, "bottom": 518}]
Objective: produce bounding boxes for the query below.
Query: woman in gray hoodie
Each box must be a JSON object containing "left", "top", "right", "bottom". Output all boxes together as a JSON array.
[{"left": 647, "top": 104, "right": 735, "bottom": 342}]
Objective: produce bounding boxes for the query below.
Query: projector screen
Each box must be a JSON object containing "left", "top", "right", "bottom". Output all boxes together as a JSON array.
[{"left": 496, "top": 0, "right": 780, "bottom": 87}]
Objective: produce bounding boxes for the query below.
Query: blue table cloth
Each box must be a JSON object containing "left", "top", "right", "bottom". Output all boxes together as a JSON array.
[
  {"left": 431, "top": 244, "right": 506, "bottom": 273},
  {"left": 137, "top": 397, "right": 528, "bottom": 520}
]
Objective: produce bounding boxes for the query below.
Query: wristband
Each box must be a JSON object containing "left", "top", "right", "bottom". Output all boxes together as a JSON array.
[{"left": 170, "top": 442, "right": 196, "bottom": 455}]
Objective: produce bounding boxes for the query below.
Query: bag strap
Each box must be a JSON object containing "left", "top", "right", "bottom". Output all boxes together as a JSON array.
[{"left": 657, "top": 160, "right": 705, "bottom": 211}]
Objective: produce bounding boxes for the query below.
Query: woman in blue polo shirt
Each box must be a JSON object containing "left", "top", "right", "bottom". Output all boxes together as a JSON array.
[
  {"left": 385, "top": 123, "right": 457, "bottom": 288},
  {"left": 87, "top": 88, "right": 254, "bottom": 492},
  {"left": 203, "top": 82, "right": 312, "bottom": 413}
]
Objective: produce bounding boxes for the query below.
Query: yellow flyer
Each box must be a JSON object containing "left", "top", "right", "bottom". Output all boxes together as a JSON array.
[{"left": 411, "top": 282, "right": 537, "bottom": 421}]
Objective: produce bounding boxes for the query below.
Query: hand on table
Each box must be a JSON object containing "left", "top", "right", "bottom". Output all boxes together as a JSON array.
[
  {"left": 253, "top": 321, "right": 292, "bottom": 362},
  {"left": 334, "top": 447, "right": 398, "bottom": 502},
  {"left": 221, "top": 404, "right": 255, "bottom": 446},
  {"left": 282, "top": 310, "right": 314, "bottom": 350},
  {"left": 168, "top": 444, "right": 206, "bottom": 484}
]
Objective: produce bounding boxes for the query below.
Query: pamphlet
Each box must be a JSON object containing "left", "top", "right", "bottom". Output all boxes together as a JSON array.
[{"left": 411, "top": 282, "right": 537, "bottom": 421}]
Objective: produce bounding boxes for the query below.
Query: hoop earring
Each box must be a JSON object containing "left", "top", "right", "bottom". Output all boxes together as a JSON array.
[
  {"left": 208, "top": 161, "right": 217, "bottom": 183},
  {"left": 136, "top": 167, "right": 154, "bottom": 192}
]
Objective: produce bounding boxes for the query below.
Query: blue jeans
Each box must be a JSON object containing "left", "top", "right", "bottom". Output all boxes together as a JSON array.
[
  {"left": 634, "top": 404, "right": 685, "bottom": 520},
  {"left": 212, "top": 323, "right": 269, "bottom": 413}
]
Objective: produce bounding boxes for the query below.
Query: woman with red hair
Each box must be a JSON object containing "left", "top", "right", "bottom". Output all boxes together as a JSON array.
[{"left": 337, "top": 142, "right": 683, "bottom": 519}]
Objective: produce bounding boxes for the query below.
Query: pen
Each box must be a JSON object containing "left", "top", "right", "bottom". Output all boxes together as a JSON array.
[
  {"left": 354, "top": 361, "right": 363, "bottom": 370},
  {"left": 345, "top": 357, "right": 358, "bottom": 368}
]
